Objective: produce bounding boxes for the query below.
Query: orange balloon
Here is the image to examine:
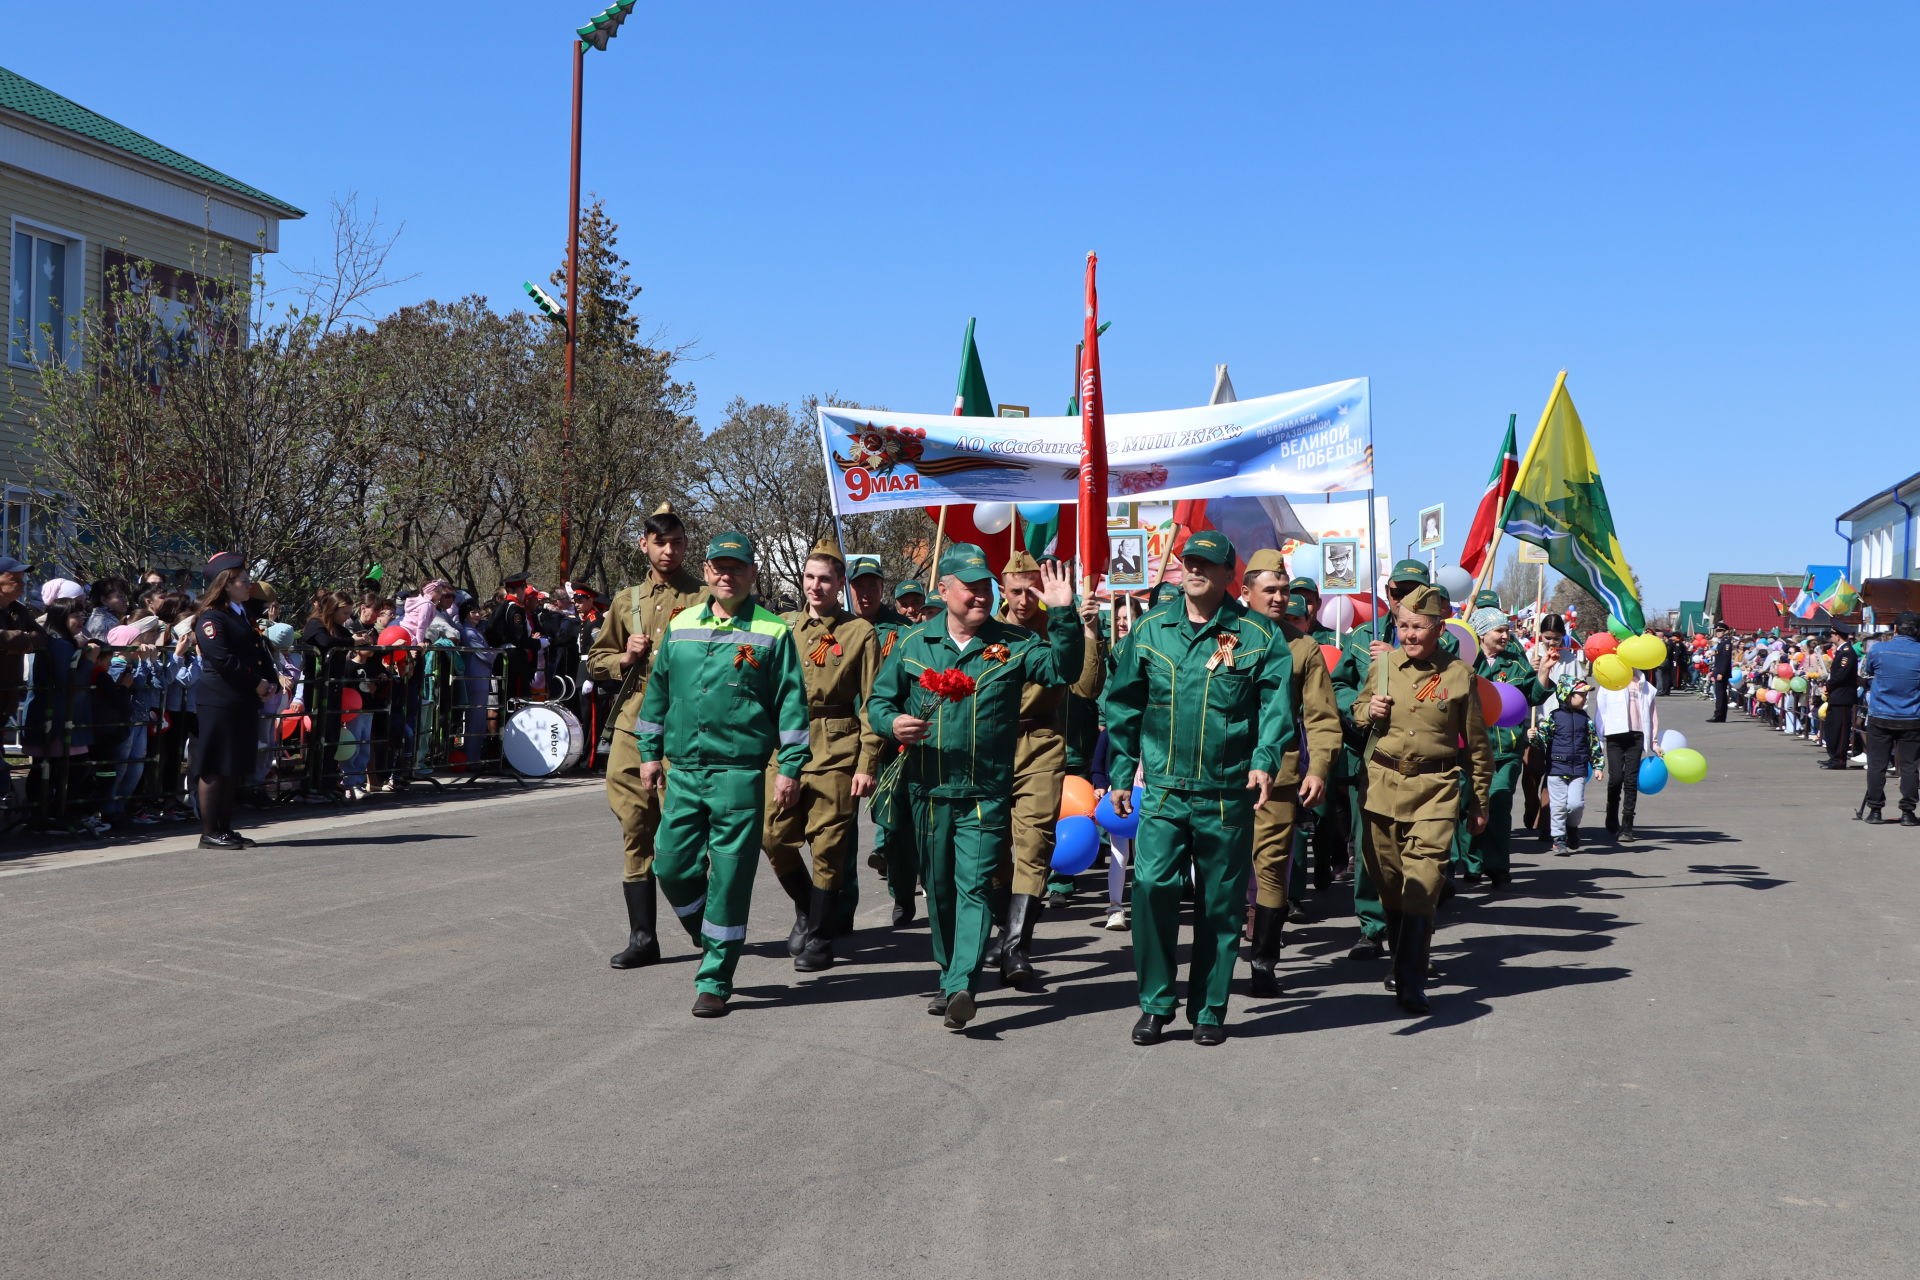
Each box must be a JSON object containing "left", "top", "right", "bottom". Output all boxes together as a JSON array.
[
  {"left": 1475, "top": 676, "right": 1501, "bottom": 726},
  {"left": 1319, "top": 643, "right": 1340, "bottom": 671},
  {"left": 1060, "top": 775, "right": 1097, "bottom": 819}
]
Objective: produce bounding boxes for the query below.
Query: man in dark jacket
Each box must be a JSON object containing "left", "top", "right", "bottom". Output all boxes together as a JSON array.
[
  {"left": 1708, "top": 623, "right": 1734, "bottom": 721},
  {"left": 1821, "top": 637, "right": 1860, "bottom": 770}
]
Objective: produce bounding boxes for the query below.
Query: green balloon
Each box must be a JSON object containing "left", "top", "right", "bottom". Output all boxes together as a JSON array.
[
  {"left": 1789, "top": 675, "right": 1808, "bottom": 692},
  {"left": 334, "top": 722, "right": 359, "bottom": 762},
  {"left": 1665, "top": 747, "right": 1709, "bottom": 784}
]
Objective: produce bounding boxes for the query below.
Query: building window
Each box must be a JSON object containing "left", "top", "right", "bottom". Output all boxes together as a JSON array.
[{"left": 9, "top": 224, "right": 82, "bottom": 368}]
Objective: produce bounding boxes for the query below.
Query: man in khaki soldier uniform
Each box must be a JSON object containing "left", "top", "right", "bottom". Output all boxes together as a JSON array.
[
  {"left": 1241, "top": 550, "right": 1342, "bottom": 996},
  {"left": 989, "top": 550, "right": 1104, "bottom": 987},
  {"left": 1360, "top": 584, "right": 1495, "bottom": 1014},
  {"left": 586, "top": 505, "right": 707, "bottom": 969},
  {"left": 763, "top": 539, "right": 883, "bottom": 972}
]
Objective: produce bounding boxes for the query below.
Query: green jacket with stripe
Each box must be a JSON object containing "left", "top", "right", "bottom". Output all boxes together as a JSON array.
[
  {"left": 633, "top": 596, "right": 811, "bottom": 777},
  {"left": 1103, "top": 596, "right": 1298, "bottom": 795},
  {"left": 866, "top": 610, "right": 1085, "bottom": 799}
]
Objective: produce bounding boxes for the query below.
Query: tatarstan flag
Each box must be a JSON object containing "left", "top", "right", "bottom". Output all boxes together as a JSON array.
[{"left": 1458, "top": 414, "right": 1518, "bottom": 577}]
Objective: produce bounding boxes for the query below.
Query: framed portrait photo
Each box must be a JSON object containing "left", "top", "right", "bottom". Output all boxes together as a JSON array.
[
  {"left": 1106, "top": 530, "right": 1149, "bottom": 589},
  {"left": 1321, "top": 538, "right": 1361, "bottom": 593}
]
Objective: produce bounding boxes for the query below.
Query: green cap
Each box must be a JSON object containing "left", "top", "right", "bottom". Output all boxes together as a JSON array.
[
  {"left": 846, "top": 554, "right": 883, "bottom": 581},
  {"left": 1283, "top": 598, "right": 1311, "bottom": 619},
  {"left": 1472, "top": 589, "right": 1502, "bottom": 609},
  {"left": 1182, "top": 530, "right": 1235, "bottom": 566},
  {"left": 1389, "top": 559, "right": 1430, "bottom": 585},
  {"left": 895, "top": 580, "right": 926, "bottom": 599},
  {"left": 938, "top": 543, "right": 992, "bottom": 581},
  {"left": 1288, "top": 575, "right": 1320, "bottom": 595},
  {"left": 705, "top": 531, "right": 755, "bottom": 563}
]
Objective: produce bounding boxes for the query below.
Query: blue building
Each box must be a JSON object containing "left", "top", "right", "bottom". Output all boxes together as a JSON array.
[{"left": 1837, "top": 472, "right": 1920, "bottom": 584}]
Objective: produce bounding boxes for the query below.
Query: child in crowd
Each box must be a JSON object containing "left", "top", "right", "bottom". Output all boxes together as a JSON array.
[{"left": 1541, "top": 680, "right": 1601, "bottom": 855}]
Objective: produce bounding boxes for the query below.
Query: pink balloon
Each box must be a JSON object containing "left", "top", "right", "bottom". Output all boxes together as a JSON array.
[{"left": 1317, "top": 596, "right": 1357, "bottom": 631}]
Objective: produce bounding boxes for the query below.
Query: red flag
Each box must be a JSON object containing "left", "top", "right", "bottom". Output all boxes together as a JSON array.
[
  {"left": 1077, "top": 253, "right": 1108, "bottom": 585},
  {"left": 1458, "top": 414, "right": 1519, "bottom": 577}
]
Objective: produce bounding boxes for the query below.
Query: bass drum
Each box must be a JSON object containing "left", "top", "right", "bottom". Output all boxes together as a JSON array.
[{"left": 503, "top": 704, "right": 585, "bottom": 777}]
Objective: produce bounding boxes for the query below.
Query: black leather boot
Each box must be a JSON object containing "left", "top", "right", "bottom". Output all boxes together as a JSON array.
[
  {"left": 778, "top": 870, "right": 812, "bottom": 958},
  {"left": 982, "top": 887, "right": 1010, "bottom": 968},
  {"left": 793, "top": 885, "right": 839, "bottom": 972},
  {"left": 999, "top": 894, "right": 1041, "bottom": 987},
  {"left": 1248, "top": 904, "right": 1284, "bottom": 997},
  {"left": 1381, "top": 909, "right": 1404, "bottom": 991},
  {"left": 1394, "top": 915, "right": 1433, "bottom": 1015},
  {"left": 609, "top": 878, "right": 661, "bottom": 969}
]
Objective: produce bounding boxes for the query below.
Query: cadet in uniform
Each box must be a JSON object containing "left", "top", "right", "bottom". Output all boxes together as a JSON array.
[
  {"left": 586, "top": 505, "right": 706, "bottom": 970},
  {"left": 1461, "top": 606, "right": 1551, "bottom": 889},
  {"left": 865, "top": 546, "right": 1084, "bottom": 1031},
  {"left": 990, "top": 551, "right": 1104, "bottom": 987},
  {"left": 763, "top": 539, "right": 883, "bottom": 972},
  {"left": 1105, "top": 531, "right": 1297, "bottom": 1047},
  {"left": 1242, "top": 551, "right": 1342, "bottom": 996},
  {"left": 633, "top": 532, "right": 810, "bottom": 1018},
  {"left": 846, "top": 555, "right": 921, "bottom": 925},
  {"left": 1358, "top": 585, "right": 1495, "bottom": 1014}
]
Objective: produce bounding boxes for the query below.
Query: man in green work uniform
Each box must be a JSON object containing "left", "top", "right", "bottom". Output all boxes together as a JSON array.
[
  {"left": 1459, "top": 605, "right": 1553, "bottom": 889},
  {"left": 1106, "top": 531, "right": 1297, "bottom": 1047},
  {"left": 586, "top": 504, "right": 707, "bottom": 971},
  {"left": 895, "top": 580, "right": 928, "bottom": 622},
  {"left": 1288, "top": 576, "right": 1338, "bottom": 644},
  {"left": 1330, "top": 560, "right": 1453, "bottom": 961},
  {"left": 634, "top": 531, "right": 810, "bottom": 1018},
  {"left": 763, "top": 539, "right": 883, "bottom": 971},
  {"left": 847, "top": 555, "right": 920, "bottom": 926},
  {"left": 989, "top": 550, "right": 1104, "bottom": 986},
  {"left": 865, "top": 546, "right": 1083, "bottom": 1031},
  {"left": 1359, "top": 584, "right": 1494, "bottom": 1014},
  {"left": 1243, "top": 551, "right": 1342, "bottom": 996}
]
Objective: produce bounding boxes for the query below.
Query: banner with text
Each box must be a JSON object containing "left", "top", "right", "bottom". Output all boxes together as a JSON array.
[{"left": 818, "top": 379, "right": 1371, "bottom": 514}]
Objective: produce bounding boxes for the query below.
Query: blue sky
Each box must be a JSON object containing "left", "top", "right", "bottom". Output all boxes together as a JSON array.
[{"left": 12, "top": 2, "right": 1916, "bottom": 607}]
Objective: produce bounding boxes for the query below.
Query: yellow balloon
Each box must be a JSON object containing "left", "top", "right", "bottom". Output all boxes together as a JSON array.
[
  {"left": 1665, "top": 747, "right": 1709, "bottom": 784},
  {"left": 1620, "top": 633, "right": 1666, "bottom": 670},
  {"left": 1593, "top": 653, "right": 1631, "bottom": 689}
]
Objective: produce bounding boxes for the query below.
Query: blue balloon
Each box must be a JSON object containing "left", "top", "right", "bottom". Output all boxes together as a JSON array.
[
  {"left": 1051, "top": 815, "right": 1102, "bottom": 875},
  {"left": 1638, "top": 756, "right": 1669, "bottom": 795},
  {"left": 1016, "top": 502, "right": 1059, "bottom": 524},
  {"left": 1093, "top": 786, "right": 1144, "bottom": 839}
]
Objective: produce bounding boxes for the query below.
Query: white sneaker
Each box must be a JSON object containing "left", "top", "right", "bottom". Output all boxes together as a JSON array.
[
  {"left": 1102, "top": 909, "right": 1128, "bottom": 932},
  {"left": 1851, "top": 753, "right": 1868, "bottom": 765}
]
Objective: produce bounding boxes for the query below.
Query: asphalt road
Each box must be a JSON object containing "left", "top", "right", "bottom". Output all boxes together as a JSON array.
[{"left": 3, "top": 694, "right": 1913, "bottom": 1279}]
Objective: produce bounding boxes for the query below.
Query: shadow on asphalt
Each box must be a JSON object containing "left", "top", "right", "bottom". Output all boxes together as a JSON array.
[{"left": 267, "top": 833, "right": 475, "bottom": 848}]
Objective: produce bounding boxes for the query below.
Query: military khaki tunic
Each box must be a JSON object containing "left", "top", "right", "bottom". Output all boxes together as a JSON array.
[
  {"left": 1251, "top": 632, "right": 1344, "bottom": 909},
  {"left": 1358, "top": 648, "right": 1495, "bottom": 917},
  {"left": 1004, "top": 608, "right": 1106, "bottom": 897},
  {"left": 763, "top": 607, "right": 884, "bottom": 889},
  {"left": 586, "top": 568, "right": 707, "bottom": 881}
]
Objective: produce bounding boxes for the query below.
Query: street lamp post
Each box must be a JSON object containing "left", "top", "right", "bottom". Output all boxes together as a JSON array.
[{"left": 528, "top": 1, "right": 636, "bottom": 587}]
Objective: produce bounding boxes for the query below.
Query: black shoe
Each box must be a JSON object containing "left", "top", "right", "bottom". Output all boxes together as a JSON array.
[
  {"left": 891, "top": 896, "right": 917, "bottom": 928},
  {"left": 1131, "top": 1012, "right": 1168, "bottom": 1046},
  {"left": 1392, "top": 916, "right": 1433, "bottom": 1015},
  {"left": 1248, "top": 904, "right": 1284, "bottom": 997},
  {"left": 1044, "top": 889, "right": 1071, "bottom": 909},
  {"left": 1194, "top": 1022, "right": 1228, "bottom": 1047},
  {"left": 1459, "top": 872, "right": 1482, "bottom": 887},
  {"left": 223, "top": 830, "right": 257, "bottom": 848},
  {"left": 1904, "top": 813, "right": 1920, "bottom": 828},
  {"left": 999, "top": 894, "right": 1041, "bottom": 988},
  {"left": 927, "top": 992, "right": 950, "bottom": 1016},
  {"left": 1348, "top": 934, "right": 1385, "bottom": 961},
  {"left": 1285, "top": 899, "right": 1308, "bottom": 923},
  {"left": 1866, "top": 809, "right": 1884, "bottom": 825},
  {"left": 777, "top": 870, "right": 811, "bottom": 958},
  {"left": 1487, "top": 869, "right": 1512, "bottom": 890},
  {"left": 793, "top": 886, "right": 839, "bottom": 972},
  {"left": 197, "top": 832, "right": 245, "bottom": 850},
  {"left": 943, "top": 990, "right": 976, "bottom": 1030},
  {"left": 609, "top": 878, "right": 662, "bottom": 969},
  {"left": 691, "top": 993, "right": 728, "bottom": 1018}
]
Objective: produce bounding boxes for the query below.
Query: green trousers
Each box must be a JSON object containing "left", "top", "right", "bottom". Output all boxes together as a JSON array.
[
  {"left": 913, "top": 792, "right": 1007, "bottom": 997},
  {"left": 1133, "top": 787, "right": 1252, "bottom": 1026},
  {"left": 653, "top": 766, "right": 765, "bottom": 1000},
  {"left": 1345, "top": 777, "right": 1388, "bottom": 941},
  {"left": 1463, "top": 757, "right": 1520, "bottom": 875}
]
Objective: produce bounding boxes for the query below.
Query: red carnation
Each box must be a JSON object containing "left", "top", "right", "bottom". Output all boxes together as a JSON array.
[{"left": 918, "top": 667, "right": 976, "bottom": 702}]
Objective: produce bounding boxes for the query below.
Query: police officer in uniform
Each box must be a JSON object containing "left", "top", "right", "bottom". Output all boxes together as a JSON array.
[
  {"left": 763, "top": 538, "right": 883, "bottom": 971},
  {"left": 191, "top": 551, "right": 279, "bottom": 850},
  {"left": 1105, "top": 531, "right": 1297, "bottom": 1047},
  {"left": 633, "top": 532, "right": 810, "bottom": 1018},
  {"left": 1821, "top": 634, "right": 1859, "bottom": 769},
  {"left": 587, "top": 505, "right": 706, "bottom": 969},
  {"left": 989, "top": 550, "right": 1104, "bottom": 987},
  {"left": 865, "top": 546, "right": 1084, "bottom": 1031},
  {"left": 846, "top": 555, "right": 920, "bottom": 925},
  {"left": 1359, "top": 584, "right": 1495, "bottom": 1013},
  {"left": 1708, "top": 622, "right": 1734, "bottom": 721},
  {"left": 1242, "top": 551, "right": 1342, "bottom": 996}
]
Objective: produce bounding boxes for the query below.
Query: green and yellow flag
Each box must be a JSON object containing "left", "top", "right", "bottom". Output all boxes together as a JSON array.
[
  {"left": 1501, "top": 372, "right": 1643, "bottom": 632},
  {"left": 1818, "top": 575, "right": 1859, "bottom": 617}
]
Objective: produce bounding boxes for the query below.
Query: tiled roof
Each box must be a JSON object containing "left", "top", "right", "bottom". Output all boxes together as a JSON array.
[{"left": 0, "top": 64, "right": 303, "bottom": 217}]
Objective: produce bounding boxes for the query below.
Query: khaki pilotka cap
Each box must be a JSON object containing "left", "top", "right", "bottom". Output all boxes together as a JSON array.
[
  {"left": 1399, "top": 584, "right": 1451, "bottom": 618},
  {"left": 1002, "top": 550, "right": 1043, "bottom": 575},
  {"left": 807, "top": 537, "right": 845, "bottom": 567},
  {"left": 1243, "top": 549, "right": 1287, "bottom": 577}
]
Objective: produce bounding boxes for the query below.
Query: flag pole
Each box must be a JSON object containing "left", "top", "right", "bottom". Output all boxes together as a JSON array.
[{"left": 928, "top": 506, "right": 950, "bottom": 580}]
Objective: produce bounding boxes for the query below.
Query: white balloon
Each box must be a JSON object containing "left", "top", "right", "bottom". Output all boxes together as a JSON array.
[
  {"left": 972, "top": 502, "right": 1013, "bottom": 535},
  {"left": 1319, "top": 596, "right": 1357, "bottom": 631},
  {"left": 1436, "top": 564, "right": 1475, "bottom": 605},
  {"left": 1658, "top": 729, "right": 1688, "bottom": 754}
]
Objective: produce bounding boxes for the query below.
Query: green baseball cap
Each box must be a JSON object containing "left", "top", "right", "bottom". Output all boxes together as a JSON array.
[
  {"left": 1472, "top": 589, "right": 1502, "bottom": 609},
  {"left": 705, "top": 530, "right": 755, "bottom": 563},
  {"left": 846, "top": 554, "right": 883, "bottom": 581},
  {"left": 1283, "top": 598, "right": 1311, "bottom": 619},
  {"left": 895, "top": 580, "right": 925, "bottom": 599},
  {"left": 938, "top": 543, "right": 992, "bottom": 581},
  {"left": 1182, "top": 530, "right": 1235, "bottom": 566},
  {"left": 1288, "top": 575, "right": 1320, "bottom": 595},
  {"left": 1389, "top": 559, "right": 1430, "bottom": 585}
]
